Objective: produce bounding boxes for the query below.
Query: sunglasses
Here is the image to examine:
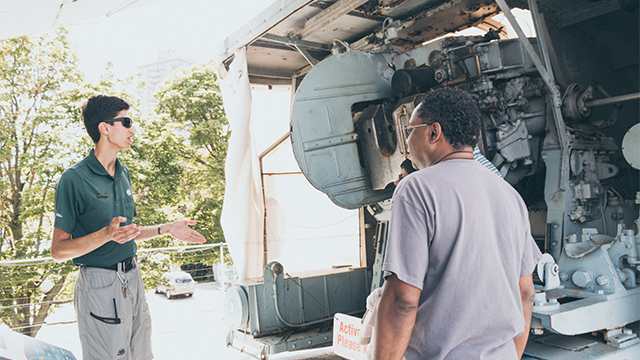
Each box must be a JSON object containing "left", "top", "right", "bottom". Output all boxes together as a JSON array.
[
  {"left": 103, "top": 117, "right": 133, "bottom": 128},
  {"left": 402, "top": 123, "right": 430, "bottom": 138}
]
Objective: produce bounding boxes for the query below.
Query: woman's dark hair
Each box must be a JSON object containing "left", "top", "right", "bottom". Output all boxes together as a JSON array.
[
  {"left": 81, "top": 95, "right": 130, "bottom": 143},
  {"left": 415, "top": 87, "right": 480, "bottom": 149}
]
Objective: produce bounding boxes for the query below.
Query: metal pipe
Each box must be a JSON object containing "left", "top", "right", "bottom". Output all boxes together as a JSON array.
[
  {"left": 585, "top": 93, "right": 640, "bottom": 107},
  {"left": 268, "top": 268, "right": 361, "bottom": 328},
  {"left": 259, "top": 132, "right": 292, "bottom": 270},
  {"left": 270, "top": 272, "right": 332, "bottom": 328}
]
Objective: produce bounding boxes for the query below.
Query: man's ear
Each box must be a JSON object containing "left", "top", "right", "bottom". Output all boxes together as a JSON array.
[
  {"left": 98, "top": 122, "right": 109, "bottom": 136},
  {"left": 430, "top": 122, "right": 442, "bottom": 142}
]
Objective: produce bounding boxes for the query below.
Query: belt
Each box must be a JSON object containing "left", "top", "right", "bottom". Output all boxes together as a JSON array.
[{"left": 84, "top": 257, "right": 136, "bottom": 272}]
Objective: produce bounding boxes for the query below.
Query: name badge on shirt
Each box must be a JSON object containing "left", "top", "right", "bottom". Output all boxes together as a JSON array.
[{"left": 97, "top": 195, "right": 109, "bottom": 198}]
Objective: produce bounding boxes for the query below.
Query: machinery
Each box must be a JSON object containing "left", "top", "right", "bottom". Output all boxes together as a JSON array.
[
  {"left": 219, "top": 0, "right": 639, "bottom": 358},
  {"left": 225, "top": 262, "right": 369, "bottom": 358}
]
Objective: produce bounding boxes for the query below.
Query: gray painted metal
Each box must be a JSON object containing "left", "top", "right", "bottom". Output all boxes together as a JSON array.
[
  {"left": 224, "top": 262, "right": 368, "bottom": 358},
  {"left": 224, "top": 262, "right": 368, "bottom": 338},
  {"left": 262, "top": 34, "right": 331, "bottom": 52},
  {"left": 219, "top": 1, "right": 640, "bottom": 359},
  {"left": 497, "top": 0, "right": 570, "bottom": 193},
  {"left": 287, "top": 0, "right": 371, "bottom": 40},
  {"left": 226, "top": 326, "right": 334, "bottom": 359},
  {"left": 216, "top": 0, "right": 313, "bottom": 64},
  {"left": 523, "top": 333, "right": 640, "bottom": 360},
  {"left": 290, "top": 51, "right": 397, "bottom": 209},
  {"left": 218, "top": 0, "right": 502, "bottom": 83},
  {"left": 532, "top": 226, "right": 640, "bottom": 336}
]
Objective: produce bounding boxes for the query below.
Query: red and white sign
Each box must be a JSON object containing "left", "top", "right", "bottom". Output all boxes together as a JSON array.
[{"left": 333, "top": 313, "right": 368, "bottom": 360}]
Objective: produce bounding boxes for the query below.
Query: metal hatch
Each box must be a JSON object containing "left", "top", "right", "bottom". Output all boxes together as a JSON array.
[{"left": 289, "top": 51, "right": 397, "bottom": 209}]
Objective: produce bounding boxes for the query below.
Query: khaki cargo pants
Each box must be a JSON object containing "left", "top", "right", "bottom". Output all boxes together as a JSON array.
[{"left": 74, "top": 264, "right": 153, "bottom": 360}]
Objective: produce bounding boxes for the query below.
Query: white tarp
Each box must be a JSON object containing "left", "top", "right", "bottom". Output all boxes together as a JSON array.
[
  {"left": 219, "top": 54, "right": 360, "bottom": 279},
  {"left": 0, "top": 0, "right": 160, "bottom": 41},
  {"left": 218, "top": 48, "right": 264, "bottom": 280},
  {"left": 262, "top": 138, "right": 360, "bottom": 274}
]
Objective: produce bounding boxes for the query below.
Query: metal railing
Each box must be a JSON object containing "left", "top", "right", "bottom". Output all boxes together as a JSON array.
[{"left": 0, "top": 243, "right": 229, "bottom": 334}]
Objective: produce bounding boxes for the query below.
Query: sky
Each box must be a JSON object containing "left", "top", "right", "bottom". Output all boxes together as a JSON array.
[{"left": 64, "top": 0, "right": 272, "bottom": 81}]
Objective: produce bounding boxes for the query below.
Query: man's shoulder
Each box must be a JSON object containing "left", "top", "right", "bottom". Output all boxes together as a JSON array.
[
  {"left": 66, "top": 154, "right": 92, "bottom": 172},
  {"left": 62, "top": 160, "right": 88, "bottom": 179},
  {"left": 58, "top": 157, "right": 94, "bottom": 188}
]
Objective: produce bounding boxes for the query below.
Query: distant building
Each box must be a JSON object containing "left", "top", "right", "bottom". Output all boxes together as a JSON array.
[{"left": 137, "top": 50, "right": 194, "bottom": 111}]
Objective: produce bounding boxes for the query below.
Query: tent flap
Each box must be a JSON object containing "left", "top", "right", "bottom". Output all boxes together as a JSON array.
[{"left": 219, "top": 48, "right": 264, "bottom": 280}]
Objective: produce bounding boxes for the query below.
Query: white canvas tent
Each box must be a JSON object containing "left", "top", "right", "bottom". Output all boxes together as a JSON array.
[
  {"left": 0, "top": 0, "right": 161, "bottom": 41},
  {"left": 218, "top": 49, "right": 360, "bottom": 279}
]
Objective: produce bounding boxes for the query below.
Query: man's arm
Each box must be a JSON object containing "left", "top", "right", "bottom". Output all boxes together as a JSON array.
[
  {"left": 134, "top": 220, "right": 206, "bottom": 244},
  {"left": 514, "top": 274, "right": 535, "bottom": 358},
  {"left": 373, "top": 274, "right": 422, "bottom": 360},
  {"left": 51, "top": 217, "right": 141, "bottom": 262}
]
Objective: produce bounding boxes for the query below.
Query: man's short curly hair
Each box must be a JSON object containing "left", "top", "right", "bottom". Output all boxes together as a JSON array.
[{"left": 415, "top": 87, "right": 480, "bottom": 149}]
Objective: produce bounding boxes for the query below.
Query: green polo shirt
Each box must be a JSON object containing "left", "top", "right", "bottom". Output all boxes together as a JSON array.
[{"left": 54, "top": 149, "right": 137, "bottom": 267}]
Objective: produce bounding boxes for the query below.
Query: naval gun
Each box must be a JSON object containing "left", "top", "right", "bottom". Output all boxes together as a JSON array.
[
  {"left": 219, "top": 0, "right": 639, "bottom": 358},
  {"left": 288, "top": 22, "right": 640, "bottom": 358}
]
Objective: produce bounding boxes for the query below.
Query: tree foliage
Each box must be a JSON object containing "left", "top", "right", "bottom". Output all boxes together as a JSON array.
[
  {"left": 130, "top": 62, "right": 229, "bottom": 287},
  {"left": 131, "top": 61, "right": 229, "bottom": 244},
  {"left": 0, "top": 31, "right": 229, "bottom": 336},
  {"left": 0, "top": 29, "right": 87, "bottom": 336},
  {"left": 0, "top": 29, "right": 140, "bottom": 336}
]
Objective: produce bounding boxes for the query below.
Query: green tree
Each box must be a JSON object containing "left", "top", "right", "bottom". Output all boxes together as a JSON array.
[
  {"left": 0, "top": 29, "right": 227, "bottom": 335},
  {"left": 131, "top": 62, "right": 229, "bottom": 285},
  {"left": 0, "top": 29, "right": 140, "bottom": 336},
  {"left": 0, "top": 29, "right": 87, "bottom": 336}
]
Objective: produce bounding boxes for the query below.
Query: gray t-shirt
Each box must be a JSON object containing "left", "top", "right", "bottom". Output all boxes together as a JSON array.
[{"left": 383, "top": 159, "right": 542, "bottom": 360}]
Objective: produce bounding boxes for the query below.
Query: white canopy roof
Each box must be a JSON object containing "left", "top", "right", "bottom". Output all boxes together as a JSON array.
[{"left": 0, "top": 0, "right": 159, "bottom": 41}]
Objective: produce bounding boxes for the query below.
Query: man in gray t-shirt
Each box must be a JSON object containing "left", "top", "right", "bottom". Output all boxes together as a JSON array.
[{"left": 374, "top": 88, "right": 542, "bottom": 360}]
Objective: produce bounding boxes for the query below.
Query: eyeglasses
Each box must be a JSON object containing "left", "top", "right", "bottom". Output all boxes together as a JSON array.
[
  {"left": 402, "top": 123, "right": 430, "bottom": 138},
  {"left": 103, "top": 117, "right": 133, "bottom": 128}
]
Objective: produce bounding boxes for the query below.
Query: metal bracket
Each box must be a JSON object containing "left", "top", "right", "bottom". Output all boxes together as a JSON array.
[
  {"left": 495, "top": 0, "right": 569, "bottom": 191},
  {"left": 604, "top": 328, "right": 640, "bottom": 348},
  {"left": 288, "top": 0, "right": 370, "bottom": 39}
]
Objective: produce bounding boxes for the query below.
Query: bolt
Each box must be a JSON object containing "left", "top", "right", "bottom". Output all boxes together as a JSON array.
[
  {"left": 597, "top": 276, "right": 609, "bottom": 286},
  {"left": 553, "top": 224, "right": 559, "bottom": 229},
  {"left": 308, "top": 341, "right": 312, "bottom": 345},
  {"left": 560, "top": 272, "right": 569, "bottom": 281},
  {"left": 552, "top": 241, "right": 558, "bottom": 247}
]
